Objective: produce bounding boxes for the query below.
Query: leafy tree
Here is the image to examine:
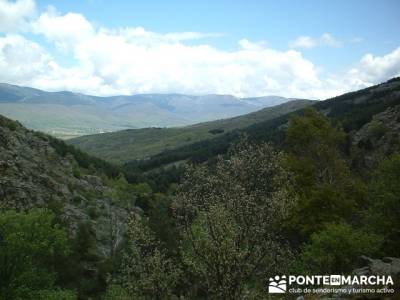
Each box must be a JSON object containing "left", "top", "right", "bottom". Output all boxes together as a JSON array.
[
  {"left": 34, "top": 289, "right": 77, "bottom": 300},
  {"left": 102, "top": 284, "right": 130, "bottom": 300},
  {"left": 119, "top": 215, "right": 181, "bottom": 300},
  {"left": 147, "top": 193, "right": 180, "bottom": 254},
  {"left": 173, "top": 138, "right": 294, "bottom": 299},
  {"left": 297, "top": 222, "right": 382, "bottom": 274},
  {"left": 106, "top": 174, "right": 137, "bottom": 208},
  {"left": 284, "top": 108, "right": 365, "bottom": 239},
  {"left": 364, "top": 153, "right": 400, "bottom": 255},
  {"left": 0, "top": 209, "right": 74, "bottom": 300}
]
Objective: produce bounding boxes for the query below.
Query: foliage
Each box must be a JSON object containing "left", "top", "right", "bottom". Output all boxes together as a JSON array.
[
  {"left": 367, "top": 119, "right": 388, "bottom": 138},
  {"left": 33, "top": 289, "right": 77, "bottom": 300},
  {"left": 119, "top": 216, "right": 181, "bottom": 300},
  {"left": 102, "top": 285, "right": 130, "bottom": 300},
  {"left": 364, "top": 153, "right": 400, "bottom": 255},
  {"left": 0, "top": 116, "right": 18, "bottom": 131},
  {"left": 297, "top": 223, "right": 382, "bottom": 274},
  {"left": 106, "top": 174, "right": 137, "bottom": 208},
  {"left": 284, "top": 108, "right": 364, "bottom": 239},
  {"left": 146, "top": 193, "right": 180, "bottom": 253},
  {"left": 173, "top": 138, "right": 294, "bottom": 299},
  {"left": 0, "top": 209, "right": 72, "bottom": 300},
  {"left": 41, "top": 133, "right": 122, "bottom": 179}
]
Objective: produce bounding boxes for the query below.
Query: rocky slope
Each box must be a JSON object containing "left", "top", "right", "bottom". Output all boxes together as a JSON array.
[
  {"left": 0, "top": 114, "right": 129, "bottom": 258},
  {"left": 352, "top": 104, "right": 400, "bottom": 169}
]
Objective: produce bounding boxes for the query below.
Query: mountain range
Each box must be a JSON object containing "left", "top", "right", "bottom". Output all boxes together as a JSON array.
[{"left": 0, "top": 83, "right": 297, "bottom": 138}]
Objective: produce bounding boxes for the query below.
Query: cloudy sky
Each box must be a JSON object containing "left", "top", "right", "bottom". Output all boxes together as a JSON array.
[{"left": 0, "top": 0, "right": 399, "bottom": 99}]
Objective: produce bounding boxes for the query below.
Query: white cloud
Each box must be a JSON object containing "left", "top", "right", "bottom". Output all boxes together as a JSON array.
[
  {"left": 0, "top": 34, "right": 52, "bottom": 82},
  {"left": 32, "top": 7, "right": 94, "bottom": 51},
  {"left": 347, "top": 47, "right": 400, "bottom": 85},
  {"left": 22, "top": 9, "right": 328, "bottom": 98},
  {"left": 290, "top": 33, "right": 341, "bottom": 49},
  {"left": 0, "top": 0, "right": 36, "bottom": 32},
  {"left": 0, "top": 5, "right": 399, "bottom": 100},
  {"left": 289, "top": 36, "right": 316, "bottom": 49}
]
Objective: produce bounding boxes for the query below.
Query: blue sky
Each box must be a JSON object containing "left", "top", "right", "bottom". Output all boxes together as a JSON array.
[{"left": 0, "top": 0, "right": 399, "bottom": 98}]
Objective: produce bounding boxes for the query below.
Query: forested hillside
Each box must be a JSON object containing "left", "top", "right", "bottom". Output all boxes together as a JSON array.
[
  {"left": 124, "top": 77, "right": 400, "bottom": 174},
  {"left": 69, "top": 99, "right": 313, "bottom": 162}
]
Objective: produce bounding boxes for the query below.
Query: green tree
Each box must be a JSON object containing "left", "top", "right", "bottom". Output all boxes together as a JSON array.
[
  {"left": 0, "top": 209, "right": 74, "bottom": 300},
  {"left": 119, "top": 215, "right": 181, "bottom": 300},
  {"left": 297, "top": 222, "right": 382, "bottom": 274},
  {"left": 285, "top": 108, "right": 364, "bottom": 238},
  {"left": 102, "top": 285, "right": 130, "bottom": 300},
  {"left": 173, "top": 138, "right": 294, "bottom": 299},
  {"left": 106, "top": 174, "right": 137, "bottom": 208},
  {"left": 364, "top": 153, "right": 400, "bottom": 255}
]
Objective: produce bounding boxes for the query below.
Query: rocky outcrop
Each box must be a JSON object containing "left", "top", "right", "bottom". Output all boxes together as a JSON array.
[
  {"left": 353, "top": 256, "right": 400, "bottom": 278},
  {"left": 0, "top": 114, "right": 129, "bottom": 258},
  {"left": 352, "top": 105, "right": 400, "bottom": 169},
  {"left": 329, "top": 256, "right": 400, "bottom": 299}
]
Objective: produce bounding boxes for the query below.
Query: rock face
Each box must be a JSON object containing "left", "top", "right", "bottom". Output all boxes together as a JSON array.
[
  {"left": 352, "top": 105, "right": 400, "bottom": 169},
  {"left": 0, "top": 114, "right": 128, "bottom": 258},
  {"left": 329, "top": 256, "right": 400, "bottom": 299},
  {"left": 353, "top": 256, "right": 400, "bottom": 278},
  {"left": 294, "top": 256, "right": 400, "bottom": 300}
]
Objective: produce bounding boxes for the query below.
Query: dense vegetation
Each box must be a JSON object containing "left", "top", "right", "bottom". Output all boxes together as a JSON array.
[{"left": 100, "top": 108, "right": 399, "bottom": 299}]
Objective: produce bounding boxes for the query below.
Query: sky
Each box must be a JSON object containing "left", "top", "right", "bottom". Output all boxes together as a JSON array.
[{"left": 0, "top": 0, "right": 399, "bottom": 99}]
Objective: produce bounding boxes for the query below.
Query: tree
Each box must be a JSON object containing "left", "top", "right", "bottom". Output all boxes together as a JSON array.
[
  {"left": 119, "top": 215, "right": 181, "bottom": 300},
  {"left": 173, "top": 138, "right": 294, "bottom": 299},
  {"left": 364, "top": 152, "right": 400, "bottom": 255},
  {"left": 297, "top": 222, "right": 382, "bottom": 274},
  {"left": 285, "top": 108, "right": 365, "bottom": 239},
  {"left": 0, "top": 209, "right": 75, "bottom": 300}
]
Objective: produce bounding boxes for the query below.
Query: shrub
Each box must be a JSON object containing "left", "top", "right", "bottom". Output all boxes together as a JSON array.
[
  {"left": 297, "top": 223, "right": 382, "bottom": 274},
  {"left": 367, "top": 119, "right": 387, "bottom": 138},
  {"left": 0, "top": 209, "right": 71, "bottom": 299}
]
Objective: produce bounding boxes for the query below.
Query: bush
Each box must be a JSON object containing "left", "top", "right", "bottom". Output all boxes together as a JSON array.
[
  {"left": 364, "top": 153, "right": 400, "bottom": 255},
  {"left": 35, "top": 289, "right": 77, "bottom": 300},
  {"left": 367, "top": 119, "right": 387, "bottom": 138},
  {"left": 297, "top": 223, "right": 382, "bottom": 274},
  {"left": 173, "top": 138, "right": 294, "bottom": 298},
  {"left": 0, "top": 116, "right": 18, "bottom": 131},
  {"left": 0, "top": 209, "right": 71, "bottom": 299},
  {"left": 103, "top": 285, "right": 130, "bottom": 300}
]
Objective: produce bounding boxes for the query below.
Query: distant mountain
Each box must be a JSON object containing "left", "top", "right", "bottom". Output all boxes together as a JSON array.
[
  {"left": 69, "top": 99, "right": 314, "bottom": 163},
  {"left": 0, "top": 83, "right": 295, "bottom": 138}
]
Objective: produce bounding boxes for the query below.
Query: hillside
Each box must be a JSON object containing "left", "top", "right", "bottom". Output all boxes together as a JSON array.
[
  {"left": 122, "top": 77, "right": 400, "bottom": 172},
  {"left": 69, "top": 99, "right": 313, "bottom": 163},
  {"left": 0, "top": 114, "right": 132, "bottom": 297},
  {"left": 0, "top": 83, "right": 294, "bottom": 138}
]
